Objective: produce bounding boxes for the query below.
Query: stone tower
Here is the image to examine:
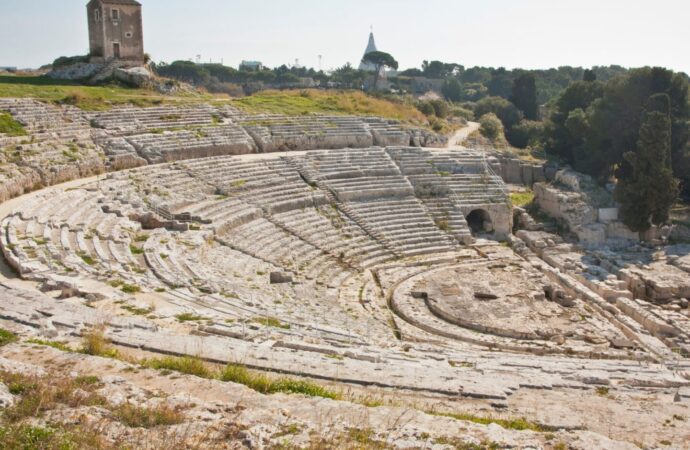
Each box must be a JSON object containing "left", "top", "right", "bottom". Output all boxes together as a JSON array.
[
  {"left": 358, "top": 32, "right": 379, "bottom": 72},
  {"left": 87, "top": 0, "right": 144, "bottom": 63}
]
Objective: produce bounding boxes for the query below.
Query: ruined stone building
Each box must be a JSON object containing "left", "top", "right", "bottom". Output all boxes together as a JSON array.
[{"left": 87, "top": 0, "right": 144, "bottom": 63}]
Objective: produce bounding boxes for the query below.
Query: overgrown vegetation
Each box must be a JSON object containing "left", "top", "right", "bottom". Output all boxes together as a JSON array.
[
  {"left": 112, "top": 402, "right": 184, "bottom": 429},
  {"left": 0, "top": 370, "right": 107, "bottom": 423},
  {"left": 142, "top": 356, "right": 213, "bottom": 378},
  {"left": 544, "top": 67, "right": 689, "bottom": 227},
  {"left": 25, "top": 338, "right": 71, "bottom": 352},
  {"left": 429, "top": 410, "right": 548, "bottom": 432},
  {"left": 232, "top": 89, "right": 427, "bottom": 124},
  {"left": 0, "top": 328, "right": 17, "bottom": 347},
  {"left": 79, "top": 326, "right": 119, "bottom": 358},
  {"left": 219, "top": 364, "right": 341, "bottom": 399},
  {"left": 174, "top": 312, "right": 207, "bottom": 322},
  {"left": 252, "top": 316, "right": 291, "bottom": 329},
  {"left": 510, "top": 190, "right": 535, "bottom": 207},
  {"left": 0, "top": 112, "right": 27, "bottom": 136},
  {"left": 0, "top": 75, "right": 210, "bottom": 111}
]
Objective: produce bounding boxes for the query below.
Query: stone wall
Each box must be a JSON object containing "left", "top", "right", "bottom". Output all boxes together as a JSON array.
[{"left": 493, "top": 154, "right": 557, "bottom": 186}]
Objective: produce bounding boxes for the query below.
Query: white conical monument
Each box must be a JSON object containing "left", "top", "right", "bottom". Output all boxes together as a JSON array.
[{"left": 358, "top": 30, "right": 379, "bottom": 72}]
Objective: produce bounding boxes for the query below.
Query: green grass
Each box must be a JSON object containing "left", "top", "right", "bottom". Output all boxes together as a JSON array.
[
  {"left": 252, "top": 316, "right": 291, "bottom": 329},
  {"left": 142, "top": 356, "right": 213, "bottom": 379},
  {"left": 25, "top": 339, "right": 71, "bottom": 352},
  {"left": 120, "top": 284, "right": 141, "bottom": 294},
  {"left": 0, "top": 112, "right": 27, "bottom": 136},
  {"left": 510, "top": 190, "right": 535, "bottom": 207},
  {"left": 77, "top": 252, "right": 96, "bottom": 266},
  {"left": 232, "top": 89, "right": 428, "bottom": 125},
  {"left": 429, "top": 411, "right": 547, "bottom": 432},
  {"left": 174, "top": 312, "right": 207, "bottom": 322},
  {"left": 121, "top": 304, "right": 153, "bottom": 315},
  {"left": 0, "top": 75, "right": 214, "bottom": 111},
  {"left": 129, "top": 245, "right": 144, "bottom": 255},
  {"left": 219, "top": 364, "right": 340, "bottom": 399},
  {"left": 0, "top": 424, "right": 106, "bottom": 450},
  {"left": 0, "top": 329, "right": 17, "bottom": 347}
]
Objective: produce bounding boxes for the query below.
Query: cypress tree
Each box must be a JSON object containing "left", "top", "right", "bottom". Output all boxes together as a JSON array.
[
  {"left": 615, "top": 94, "right": 678, "bottom": 232},
  {"left": 510, "top": 73, "right": 539, "bottom": 120}
]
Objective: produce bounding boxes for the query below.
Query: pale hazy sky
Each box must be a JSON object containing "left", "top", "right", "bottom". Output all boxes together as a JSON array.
[{"left": 1, "top": 0, "right": 689, "bottom": 74}]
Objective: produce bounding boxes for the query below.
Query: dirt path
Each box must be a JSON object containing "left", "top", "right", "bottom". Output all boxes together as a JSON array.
[{"left": 447, "top": 121, "right": 480, "bottom": 149}]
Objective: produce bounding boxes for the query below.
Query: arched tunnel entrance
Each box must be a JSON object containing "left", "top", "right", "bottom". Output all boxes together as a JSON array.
[{"left": 466, "top": 209, "right": 493, "bottom": 234}]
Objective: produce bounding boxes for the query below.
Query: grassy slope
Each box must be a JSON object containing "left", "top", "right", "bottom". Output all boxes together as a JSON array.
[
  {"left": 231, "top": 89, "right": 428, "bottom": 125},
  {"left": 0, "top": 76, "right": 428, "bottom": 125},
  {"left": 0, "top": 75, "right": 213, "bottom": 111}
]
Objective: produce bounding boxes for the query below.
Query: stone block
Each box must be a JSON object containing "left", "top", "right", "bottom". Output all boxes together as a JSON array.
[
  {"left": 598, "top": 208, "right": 618, "bottom": 223},
  {"left": 521, "top": 163, "right": 533, "bottom": 186},
  {"left": 270, "top": 272, "right": 294, "bottom": 284}
]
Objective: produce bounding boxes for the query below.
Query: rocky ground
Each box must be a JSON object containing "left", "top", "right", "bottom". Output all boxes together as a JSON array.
[{"left": 0, "top": 332, "right": 659, "bottom": 450}]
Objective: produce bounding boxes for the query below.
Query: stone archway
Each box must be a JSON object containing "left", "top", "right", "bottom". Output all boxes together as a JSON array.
[{"left": 466, "top": 209, "right": 493, "bottom": 234}]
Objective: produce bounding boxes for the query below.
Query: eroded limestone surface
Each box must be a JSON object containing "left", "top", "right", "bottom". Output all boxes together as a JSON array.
[{"left": 0, "top": 111, "right": 689, "bottom": 448}]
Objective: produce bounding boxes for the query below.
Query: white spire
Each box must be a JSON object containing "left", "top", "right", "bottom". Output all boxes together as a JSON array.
[{"left": 358, "top": 31, "right": 379, "bottom": 71}]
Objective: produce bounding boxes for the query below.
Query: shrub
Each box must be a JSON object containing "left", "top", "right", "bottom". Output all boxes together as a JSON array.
[
  {"left": 417, "top": 101, "right": 435, "bottom": 117},
  {"left": 52, "top": 55, "right": 90, "bottom": 68},
  {"left": 479, "top": 113, "right": 504, "bottom": 141},
  {"left": 80, "top": 327, "right": 119, "bottom": 358},
  {"left": 506, "top": 119, "right": 544, "bottom": 148},
  {"left": 450, "top": 106, "right": 474, "bottom": 121},
  {"left": 113, "top": 402, "right": 184, "bottom": 428},
  {"left": 429, "top": 99, "right": 450, "bottom": 119},
  {"left": 475, "top": 96, "right": 523, "bottom": 129}
]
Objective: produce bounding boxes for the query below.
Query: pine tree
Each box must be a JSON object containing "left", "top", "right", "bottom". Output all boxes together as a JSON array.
[{"left": 615, "top": 94, "right": 678, "bottom": 232}]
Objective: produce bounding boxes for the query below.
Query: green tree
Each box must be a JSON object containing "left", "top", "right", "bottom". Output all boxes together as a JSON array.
[
  {"left": 442, "top": 78, "right": 463, "bottom": 102},
  {"left": 614, "top": 94, "right": 678, "bottom": 232},
  {"left": 510, "top": 73, "right": 539, "bottom": 120},
  {"left": 421, "top": 60, "right": 462, "bottom": 79},
  {"left": 583, "top": 69, "right": 597, "bottom": 82},
  {"left": 544, "top": 80, "right": 604, "bottom": 163},
  {"left": 429, "top": 99, "right": 450, "bottom": 119},
  {"left": 581, "top": 67, "right": 689, "bottom": 183},
  {"left": 361, "top": 51, "right": 399, "bottom": 90},
  {"left": 475, "top": 96, "right": 523, "bottom": 130},
  {"left": 487, "top": 68, "right": 513, "bottom": 98},
  {"left": 332, "top": 63, "right": 366, "bottom": 89},
  {"left": 506, "top": 120, "right": 544, "bottom": 148}
]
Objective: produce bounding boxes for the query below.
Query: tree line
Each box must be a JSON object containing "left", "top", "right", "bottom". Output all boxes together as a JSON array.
[{"left": 544, "top": 67, "right": 689, "bottom": 232}]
